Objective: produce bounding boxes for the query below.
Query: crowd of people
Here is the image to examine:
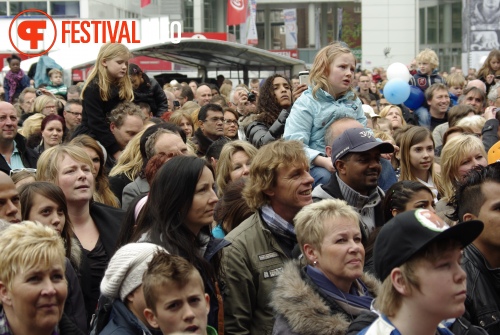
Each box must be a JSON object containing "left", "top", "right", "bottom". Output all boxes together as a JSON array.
[{"left": 0, "top": 40, "right": 498, "bottom": 335}]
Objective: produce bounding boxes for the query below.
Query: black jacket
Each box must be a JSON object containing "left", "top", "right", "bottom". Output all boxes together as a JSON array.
[
  {"left": 245, "top": 109, "right": 289, "bottom": 148},
  {"left": 0, "top": 133, "right": 39, "bottom": 175},
  {"left": 482, "top": 119, "right": 498, "bottom": 153},
  {"left": 78, "top": 202, "right": 125, "bottom": 325},
  {"left": 109, "top": 173, "right": 133, "bottom": 205},
  {"left": 462, "top": 244, "right": 500, "bottom": 334},
  {"left": 191, "top": 128, "right": 220, "bottom": 157},
  {"left": 133, "top": 74, "right": 169, "bottom": 117},
  {"left": 72, "top": 79, "right": 124, "bottom": 156}
]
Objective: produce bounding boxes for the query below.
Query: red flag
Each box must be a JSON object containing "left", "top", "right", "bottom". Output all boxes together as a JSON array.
[
  {"left": 227, "top": 0, "right": 247, "bottom": 26},
  {"left": 141, "top": 0, "right": 151, "bottom": 8}
]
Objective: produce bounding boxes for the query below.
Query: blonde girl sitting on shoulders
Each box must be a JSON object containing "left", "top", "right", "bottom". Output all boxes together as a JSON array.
[
  {"left": 284, "top": 42, "right": 366, "bottom": 187},
  {"left": 71, "top": 43, "right": 134, "bottom": 161}
]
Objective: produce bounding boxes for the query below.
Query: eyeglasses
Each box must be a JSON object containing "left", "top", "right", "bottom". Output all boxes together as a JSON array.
[
  {"left": 224, "top": 119, "right": 238, "bottom": 125},
  {"left": 44, "top": 105, "right": 57, "bottom": 110},
  {"left": 203, "top": 117, "right": 225, "bottom": 123},
  {"left": 10, "top": 168, "right": 36, "bottom": 177},
  {"left": 66, "top": 111, "right": 83, "bottom": 117}
]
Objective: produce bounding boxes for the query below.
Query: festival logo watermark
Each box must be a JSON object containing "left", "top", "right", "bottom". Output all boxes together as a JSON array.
[{"left": 9, "top": 9, "right": 182, "bottom": 57}]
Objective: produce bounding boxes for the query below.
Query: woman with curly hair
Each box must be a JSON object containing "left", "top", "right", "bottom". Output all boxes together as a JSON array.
[{"left": 245, "top": 74, "right": 292, "bottom": 148}]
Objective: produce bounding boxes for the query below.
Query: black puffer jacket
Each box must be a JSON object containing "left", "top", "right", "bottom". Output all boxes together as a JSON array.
[
  {"left": 462, "top": 244, "right": 500, "bottom": 334},
  {"left": 133, "top": 74, "right": 168, "bottom": 117}
]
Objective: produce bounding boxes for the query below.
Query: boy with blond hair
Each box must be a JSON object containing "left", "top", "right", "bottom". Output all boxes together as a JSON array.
[
  {"left": 46, "top": 68, "right": 68, "bottom": 99},
  {"left": 410, "top": 49, "right": 444, "bottom": 128},
  {"left": 143, "top": 251, "right": 217, "bottom": 335},
  {"left": 447, "top": 72, "right": 466, "bottom": 106},
  {"left": 357, "top": 209, "right": 484, "bottom": 335}
]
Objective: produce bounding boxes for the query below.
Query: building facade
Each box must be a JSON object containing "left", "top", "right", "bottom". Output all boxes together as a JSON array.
[{"left": 0, "top": 0, "right": 466, "bottom": 71}]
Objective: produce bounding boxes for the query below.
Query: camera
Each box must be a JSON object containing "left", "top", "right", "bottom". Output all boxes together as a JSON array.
[
  {"left": 248, "top": 92, "right": 256, "bottom": 102},
  {"left": 173, "top": 100, "right": 180, "bottom": 107},
  {"left": 35, "top": 89, "right": 43, "bottom": 97}
]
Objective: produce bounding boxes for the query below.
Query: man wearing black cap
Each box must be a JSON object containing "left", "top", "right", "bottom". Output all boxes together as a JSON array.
[
  {"left": 452, "top": 163, "right": 500, "bottom": 335},
  {"left": 312, "top": 127, "right": 394, "bottom": 239},
  {"left": 358, "top": 209, "right": 484, "bottom": 335}
]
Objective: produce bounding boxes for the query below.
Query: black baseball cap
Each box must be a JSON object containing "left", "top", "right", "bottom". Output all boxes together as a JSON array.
[
  {"left": 331, "top": 128, "right": 394, "bottom": 166},
  {"left": 374, "top": 209, "right": 484, "bottom": 281}
]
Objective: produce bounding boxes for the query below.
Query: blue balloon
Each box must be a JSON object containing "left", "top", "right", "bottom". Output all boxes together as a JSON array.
[
  {"left": 404, "top": 86, "right": 425, "bottom": 110},
  {"left": 383, "top": 79, "right": 411, "bottom": 105}
]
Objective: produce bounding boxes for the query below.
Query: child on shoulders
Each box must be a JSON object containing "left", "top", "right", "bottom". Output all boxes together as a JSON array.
[
  {"left": 409, "top": 49, "right": 444, "bottom": 128},
  {"left": 46, "top": 68, "right": 67, "bottom": 99}
]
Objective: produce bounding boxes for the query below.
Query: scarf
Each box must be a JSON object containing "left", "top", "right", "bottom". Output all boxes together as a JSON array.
[
  {"left": 306, "top": 265, "right": 373, "bottom": 310},
  {"left": 0, "top": 308, "right": 60, "bottom": 335},
  {"left": 5, "top": 69, "right": 25, "bottom": 103},
  {"left": 261, "top": 204, "right": 297, "bottom": 253}
]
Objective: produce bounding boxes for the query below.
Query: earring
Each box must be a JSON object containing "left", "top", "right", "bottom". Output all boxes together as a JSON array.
[{"left": 313, "top": 260, "right": 318, "bottom": 266}]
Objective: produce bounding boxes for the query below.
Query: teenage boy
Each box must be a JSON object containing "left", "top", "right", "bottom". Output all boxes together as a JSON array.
[
  {"left": 358, "top": 209, "right": 484, "bottom": 335},
  {"left": 97, "top": 242, "right": 165, "bottom": 335},
  {"left": 143, "top": 251, "right": 217, "bottom": 335}
]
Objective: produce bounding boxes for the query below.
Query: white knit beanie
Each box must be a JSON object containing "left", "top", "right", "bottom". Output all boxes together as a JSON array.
[{"left": 100, "top": 242, "right": 163, "bottom": 301}]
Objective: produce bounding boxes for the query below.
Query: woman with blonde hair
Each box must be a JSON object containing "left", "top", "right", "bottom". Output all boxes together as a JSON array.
[
  {"left": 271, "top": 199, "right": 378, "bottom": 334},
  {"left": 0, "top": 221, "right": 84, "bottom": 335},
  {"left": 380, "top": 105, "right": 406, "bottom": 131},
  {"left": 436, "top": 134, "right": 487, "bottom": 224},
  {"left": 220, "top": 83, "right": 232, "bottom": 98},
  {"left": 108, "top": 127, "right": 148, "bottom": 203},
  {"left": 18, "top": 112, "right": 44, "bottom": 138},
  {"left": 168, "top": 109, "right": 194, "bottom": 138},
  {"left": 456, "top": 115, "right": 486, "bottom": 137},
  {"left": 36, "top": 144, "right": 124, "bottom": 325},
  {"left": 215, "top": 140, "right": 257, "bottom": 197},
  {"left": 70, "top": 135, "right": 119, "bottom": 207}
]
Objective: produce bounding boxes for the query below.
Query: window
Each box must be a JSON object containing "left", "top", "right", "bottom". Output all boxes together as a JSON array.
[
  {"left": 420, "top": 8, "right": 426, "bottom": 44},
  {"left": 451, "top": 2, "right": 462, "bottom": 43},
  {"left": 50, "top": 1, "right": 80, "bottom": 17},
  {"left": 204, "top": 0, "right": 217, "bottom": 32},
  {"left": 184, "top": 0, "right": 193, "bottom": 32},
  {"left": 427, "top": 6, "right": 437, "bottom": 44},
  {"left": 10, "top": 1, "right": 47, "bottom": 15}
]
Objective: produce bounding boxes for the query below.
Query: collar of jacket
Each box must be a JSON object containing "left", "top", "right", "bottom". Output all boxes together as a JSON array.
[{"left": 270, "top": 260, "right": 379, "bottom": 335}]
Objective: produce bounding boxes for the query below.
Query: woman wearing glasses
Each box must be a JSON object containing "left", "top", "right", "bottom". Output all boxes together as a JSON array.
[
  {"left": 19, "top": 95, "right": 59, "bottom": 125},
  {"left": 223, "top": 107, "right": 239, "bottom": 140}
]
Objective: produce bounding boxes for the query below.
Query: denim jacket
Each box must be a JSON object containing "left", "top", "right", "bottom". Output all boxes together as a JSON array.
[{"left": 284, "top": 87, "right": 365, "bottom": 164}]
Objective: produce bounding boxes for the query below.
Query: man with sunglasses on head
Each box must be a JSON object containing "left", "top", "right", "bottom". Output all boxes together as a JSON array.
[
  {"left": 192, "top": 103, "right": 225, "bottom": 157},
  {"left": 0, "top": 102, "right": 38, "bottom": 176}
]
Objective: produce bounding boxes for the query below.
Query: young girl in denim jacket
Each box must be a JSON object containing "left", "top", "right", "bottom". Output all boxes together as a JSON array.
[{"left": 284, "top": 42, "right": 366, "bottom": 186}]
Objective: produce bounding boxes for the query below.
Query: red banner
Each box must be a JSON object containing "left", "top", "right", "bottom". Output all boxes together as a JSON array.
[
  {"left": 141, "top": 0, "right": 151, "bottom": 8},
  {"left": 227, "top": 0, "right": 247, "bottom": 26}
]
